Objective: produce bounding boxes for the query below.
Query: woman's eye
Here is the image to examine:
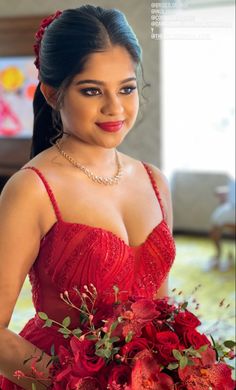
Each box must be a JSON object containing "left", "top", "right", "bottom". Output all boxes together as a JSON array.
[
  {"left": 80, "top": 88, "right": 101, "bottom": 96},
  {"left": 80, "top": 85, "right": 137, "bottom": 97},
  {"left": 120, "top": 86, "right": 137, "bottom": 95}
]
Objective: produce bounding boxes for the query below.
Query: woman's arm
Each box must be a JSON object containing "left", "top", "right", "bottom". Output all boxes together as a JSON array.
[
  {"left": 0, "top": 171, "right": 52, "bottom": 389},
  {"left": 145, "top": 163, "right": 174, "bottom": 299}
]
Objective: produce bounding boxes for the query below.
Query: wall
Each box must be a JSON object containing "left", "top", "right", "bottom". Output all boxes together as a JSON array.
[{"left": 0, "top": 0, "right": 161, "bottom": 176}]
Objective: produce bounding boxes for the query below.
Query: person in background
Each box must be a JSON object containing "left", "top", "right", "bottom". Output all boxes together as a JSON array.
[{"left": 207, "top": 177, "right": 235, "bottom": 272}]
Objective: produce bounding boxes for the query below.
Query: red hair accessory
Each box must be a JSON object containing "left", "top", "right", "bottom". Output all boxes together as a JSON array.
[{"left": 33, "top": 10, "right": 62, "bottom": 70}]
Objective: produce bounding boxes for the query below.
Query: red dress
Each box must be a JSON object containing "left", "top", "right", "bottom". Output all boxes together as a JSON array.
[{"left": 0, "top": 162, "right": 176, "bottom": 389}]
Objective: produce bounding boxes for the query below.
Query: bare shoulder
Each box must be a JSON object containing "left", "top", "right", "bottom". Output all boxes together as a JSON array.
[
  {"left": 142, "top": 161, "right": 171, "bottom": 196},
  {"left": 0, "top": 166, "right": 46, "bottom": 221},
  {"left": 2, "top": 167, "right": 43, "bottom": 198},
  {"left": 1, "top": 145, "right": 59, "bottom": 213}
]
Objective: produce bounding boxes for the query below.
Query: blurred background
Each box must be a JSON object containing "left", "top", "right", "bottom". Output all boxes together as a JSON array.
[{"left": 0, "top": 0, "right": 235, "bottom": 340}]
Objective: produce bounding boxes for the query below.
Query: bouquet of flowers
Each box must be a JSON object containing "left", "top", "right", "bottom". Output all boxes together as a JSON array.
[{"left": 15, "top": 285, "right": 235, "bottom": 389}]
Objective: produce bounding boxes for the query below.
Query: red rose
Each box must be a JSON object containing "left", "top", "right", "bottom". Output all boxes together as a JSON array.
[
  {"left": 155, "top": 331, "right": 180, "bottom": 365},
  {"left": 182, "top": 329, "right": 211, "bottom": 349},
  {"left": 70, "top": 337, "right": 105, "bottom": 377},
  {"left": 121, "top": 338, "right": 149, "bottom": 363},
  {"left": 154, "top": 297, "right": 176, "bottom": 320},
  {"left": 174, "top": 310, "right": 201, "bottom": 335},
  {"left": 142, "top": 322, "right": 157, "bottom": 344},
  {"left": 107, "top": 364, "right": 131, "bottom": 387}
]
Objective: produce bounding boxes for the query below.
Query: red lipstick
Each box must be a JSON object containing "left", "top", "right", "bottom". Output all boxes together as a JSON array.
[{"left": 96, "top": 121, "right": 124, "bottom": 132}]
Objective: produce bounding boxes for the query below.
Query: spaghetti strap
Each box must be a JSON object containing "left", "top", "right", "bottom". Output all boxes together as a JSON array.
[
  {"left": 141, "top": 161, "right": 165, "bottom": 220},
  {"left": 21, "top": 166, "right": 62, "bottom": 221}
]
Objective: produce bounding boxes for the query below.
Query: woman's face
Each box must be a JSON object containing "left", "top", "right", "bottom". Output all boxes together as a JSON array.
[{"left": 60, "top": 45, "right": 139, "bottom": 149}]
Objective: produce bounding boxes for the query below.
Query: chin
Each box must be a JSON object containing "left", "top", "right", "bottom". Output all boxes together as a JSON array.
[{"left": 100, "top": 135, "right": 127, "bottom": 149}]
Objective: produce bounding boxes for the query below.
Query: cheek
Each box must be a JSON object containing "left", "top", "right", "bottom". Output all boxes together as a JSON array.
[
  {"left": 128, "top": 95, "right": 139, "bottom": 118},
  {"left": 132, "top": 92, "right": 139, "bottom": 108},
  {"left": 62, "top": 99, "right": 90, "bottom": 124}
]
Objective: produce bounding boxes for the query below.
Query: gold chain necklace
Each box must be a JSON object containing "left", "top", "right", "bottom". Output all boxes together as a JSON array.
[{"left": 55, "top": 140, "right": 123, "bottom": 185}]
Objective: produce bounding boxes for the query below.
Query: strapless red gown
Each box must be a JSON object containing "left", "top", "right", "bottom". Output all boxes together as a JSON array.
[{"left": 0, "top": 162, "right": 176, "bottom": 389}]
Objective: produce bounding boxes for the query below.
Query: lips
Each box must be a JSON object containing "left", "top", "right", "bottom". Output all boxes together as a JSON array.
[{"left": 96, "top": 121, "right": 124, "bottom": 132}]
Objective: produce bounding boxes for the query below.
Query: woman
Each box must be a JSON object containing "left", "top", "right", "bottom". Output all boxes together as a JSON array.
[{"left": 0, "top": 5, "right": 176, "bottom": 389}]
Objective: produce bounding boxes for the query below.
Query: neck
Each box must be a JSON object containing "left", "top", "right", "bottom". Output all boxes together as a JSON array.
[{"left": 57, "top": 134, "right": 119, "bottom": 169}]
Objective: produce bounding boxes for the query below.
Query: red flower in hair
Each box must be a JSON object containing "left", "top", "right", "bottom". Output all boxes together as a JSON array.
[{"left": 33, "top": 10, "right": 62, "bottom": 70}]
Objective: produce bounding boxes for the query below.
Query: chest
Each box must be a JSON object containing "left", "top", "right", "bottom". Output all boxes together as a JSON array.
[
  {"left": 44, "top": 171, "right": 164, "bottom": 247},
  {"left": 40, "top": 161, "right": 164, "bottom": 246}
]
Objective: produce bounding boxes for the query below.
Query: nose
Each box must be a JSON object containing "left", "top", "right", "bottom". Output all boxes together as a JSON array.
[{"left": 100, "top": 93, "right": 124, "bottom": 116}]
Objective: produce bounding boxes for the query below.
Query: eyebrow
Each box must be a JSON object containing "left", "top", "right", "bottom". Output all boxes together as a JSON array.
[{"left": 75, "top": 77, "right": 137, "bottom": 86}]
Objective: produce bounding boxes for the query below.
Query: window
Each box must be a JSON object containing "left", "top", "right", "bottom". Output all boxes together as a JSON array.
[{"left": 161, "top": 3, "right": 235, "bottom": 178}]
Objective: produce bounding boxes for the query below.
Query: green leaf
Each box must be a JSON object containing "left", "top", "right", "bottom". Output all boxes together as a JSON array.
[
  {"left": 101, "top": 333, "right": 108, "bottom": 342},
  {"left": 187, "top": 358, "right": 195, "bottom": 366},
  {"left": 104, "top": 349, "right": 112, "bottom": 359},
  {"left": 110, "top": 336, "right": 120, "bottom": 343},
  {"left": 179, "top": 355, "right": 188, "bottom": 369},
  {"left": 105, "top": 341, "right": 113, "bottom": 349},
  {"left": 43, "top": 319, "right": 53, "bottom": 328},
  {"left": 223, "top": 340, "right": 236, "bottom": 349},
  {"left": 32, "top": 383, "right": 37, "bottom": 390},
  {"left": 96, "top": 339, "right": 105, "bottom": 348},
  {"left": 86, "top": 334, "right": 98, "bottom": 340},
  {"left": 194, "top": 352, "right": 202, "bottom": 358},
  {"left": 62, "top": 316, "right": 71, "bottom": 328},
  {"left": 38, "top": 312, "right": 48, "bottom": 320},
  {"left": 110, "top": 320, "right": 119, "bottom": 332},
  {"left": 72, "top": 328, "right": 82, "bottom": 336},
  {"left": 167, "top": 362, "right": 179, "bottom": 370},
  {"left": 95, "top": 347, "right": 112, "bottom": 359},
  {"left": 58, "top": 327, "right": 71, "bottom": 335},
  {"left": 125, "top": 331, "right": 133, "bottom": 343},
  {"left": 172, "top": 349, "right": 182, "bottom": 361},
  {"left": 95, "top": 349, "right": 107, "bottom": 358},
  {"left": 198, "top": 344, "right": 208, "bottom": 352}
]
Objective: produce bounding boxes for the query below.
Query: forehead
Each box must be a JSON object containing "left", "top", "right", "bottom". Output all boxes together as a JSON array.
[{"left": 74, "top": 46, "right": 136, "bottom": 82}]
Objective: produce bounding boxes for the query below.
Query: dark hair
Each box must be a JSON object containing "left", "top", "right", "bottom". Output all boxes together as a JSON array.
[{"left": 31, "top": 5, "right": 149, "bottom": 158}]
